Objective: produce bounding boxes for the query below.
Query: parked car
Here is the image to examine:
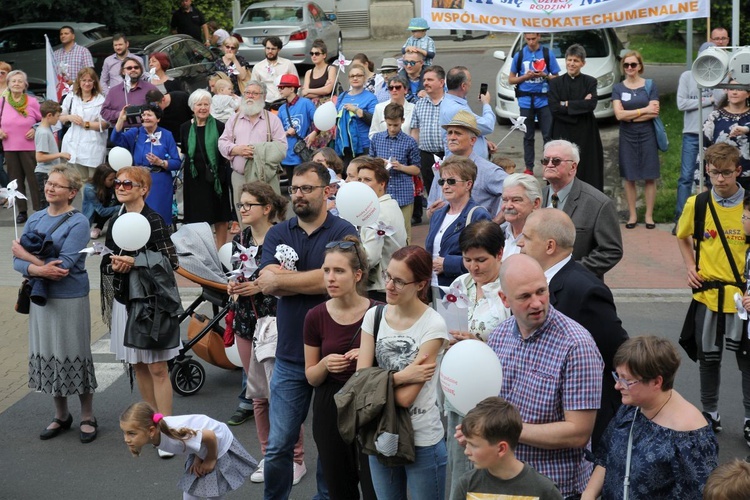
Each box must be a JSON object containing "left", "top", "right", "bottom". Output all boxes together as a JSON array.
[
  {"left": 492, "top": 29, "right": 626, "bottom": 121},
  {"left": 232, "top": 0, "right": 342, "bottom": 69},
  {"left": 0, "top": 22, "right": 110, "bottom": 94},
  {"left": 87, "top": 34, "right": 219, "bottom": 94}
]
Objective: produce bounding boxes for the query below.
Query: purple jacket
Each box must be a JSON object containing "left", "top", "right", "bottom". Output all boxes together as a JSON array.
[{"left": 100, "top": 80, "right": 158, "bottom": 126}]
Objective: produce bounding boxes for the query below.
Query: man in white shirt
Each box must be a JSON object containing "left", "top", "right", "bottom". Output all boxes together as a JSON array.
[
  {"left": 250, "top": 36, "right": 299, "bottom": 104},
  {"left": 100, "top": 34, "right": 132, "bottom": 95}
]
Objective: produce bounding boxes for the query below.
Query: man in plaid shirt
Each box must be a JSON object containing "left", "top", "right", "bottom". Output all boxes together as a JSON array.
[
  {"left": 369, "top": 103, "right": 421, "bottom": 243},
  {"left": 54, "top": 26, "right": 94, "bottom": 90},
  {"left": 481, "top": 254, "right": 603, "bottom": 499}
]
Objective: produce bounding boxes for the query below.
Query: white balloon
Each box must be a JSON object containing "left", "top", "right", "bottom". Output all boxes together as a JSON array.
[
  {"left": 111, "top": 212, "right": 151, "bottom": 251},
  {"left": 314, "top": 101, "right": 337, "bottom": 131},
  {"left": 335, "top": 181, "right": 380, "bottom": 227},
  {"left": 218, "top": 242, "right": 233, "bottom": 271},
  {"left": 225, "top": 342, "right": 243, "bottom": 368},
  {"left": 108, "top": 146, "right": 133, "bottom": 171},
  {"left": 440, "top": 340, "right": 503, "bottom": 415}
]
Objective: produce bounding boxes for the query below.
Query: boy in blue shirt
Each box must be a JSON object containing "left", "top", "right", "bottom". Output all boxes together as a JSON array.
[
  {"left": 277, "top": 74, "right": 316, "bottom": 181},
  {"left": 369, "top": 103, "right": 421, "bottom": 243},
  {"left": 402, "top": 17, "right": 436, "bottom": 67}
]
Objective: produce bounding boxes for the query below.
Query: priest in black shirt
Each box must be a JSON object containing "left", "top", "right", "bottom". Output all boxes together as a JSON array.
[{"left": 548, "top": 44, "right": 605, "bottom": 192}]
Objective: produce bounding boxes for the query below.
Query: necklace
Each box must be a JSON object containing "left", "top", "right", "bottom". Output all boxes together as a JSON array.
[{"left": 645, "top": 390, "right": 672, "bottom": 420}]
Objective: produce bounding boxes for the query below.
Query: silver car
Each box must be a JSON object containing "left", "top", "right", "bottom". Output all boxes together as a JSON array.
[
  {"left": 0, "top": 22, "right": 109, "bottom": 92},
  {"left": 232, "top": 0, "right": 342, "bottom": 67}
]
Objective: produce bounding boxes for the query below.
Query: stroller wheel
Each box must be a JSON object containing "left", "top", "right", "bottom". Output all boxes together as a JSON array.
[{"left": 171, "top": 359, "right": 206, "bottom": 396}]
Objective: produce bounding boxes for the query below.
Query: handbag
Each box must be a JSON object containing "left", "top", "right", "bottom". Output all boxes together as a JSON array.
[
  {"left": 15, "top": 279, "right": 31, "bottom": 314},
  {"left": 645, "top": 79, "right": 668, "bottom": 152},
  {"left": 284, "top": 103, "right": 313, "bottom": 162}
]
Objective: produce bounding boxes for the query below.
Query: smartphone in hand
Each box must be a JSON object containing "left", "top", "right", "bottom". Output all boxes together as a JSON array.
[{"left": 479, "top": 83, "right": 488, "bottom": 98}]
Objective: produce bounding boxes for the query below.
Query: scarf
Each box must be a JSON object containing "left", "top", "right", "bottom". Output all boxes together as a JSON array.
[
  {"left": 7, "top": 92, "right": 28, "bottom": 117},
  {"left": 187, "top": 115, "right": 222, "bottom": 196}
]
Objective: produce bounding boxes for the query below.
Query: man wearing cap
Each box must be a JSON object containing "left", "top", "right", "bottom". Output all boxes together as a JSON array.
[
  {"left": 100, "top": 56, "right": 159, "bottom": 127},
  {"left": 277, "top": 74, "right": 317, "bottom": 181},
  {"left": 399, "top": 52, "right": 428, "bottom": 104},
  {"left": 251, "top": 36, "right": 299, "bottom": 104},
  {"left": 439, "top": 66, "right": 496, "bottom": 160},
  {"left": 402, "top": 17, "right": 436, "bottom": 67},
  {"left": 375, "top": 58, "right": 400, "bottom": 103},
  {"left": 411, "top": 65, "right": 446, "bottom": 200},
  {"left": 427, "top": 110, "right": 507, "bottom": 217}
]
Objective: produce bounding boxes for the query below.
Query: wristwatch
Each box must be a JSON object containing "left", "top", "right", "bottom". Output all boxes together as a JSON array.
[{"left": 84, "top": 121, "right": 90, "bottom": 129}]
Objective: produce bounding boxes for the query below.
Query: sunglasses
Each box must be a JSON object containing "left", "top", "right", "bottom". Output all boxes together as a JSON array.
[
  {"left": 309, "top": 51, "right": 324, "bottom": 56},
  {"left": 403, "top": 60, "right": 420, "bottom": 67},
  {"left": 438, "top": 178, "right": 468, "bottom": 186},
  {"left": 223, "top": 46, "right": 237, "bottom": 50},
  {"left": 623, "top": 62, "right": 639, "bottom": 69},
  {"left": 540, "top": 157, "right": 575, "bottom": 166},
  {"left": 349, "top": 74, "right": 364, "bottom": 78},
  {"left": 114, "top": 179, "right": 142, "bottom": 190},
  {"left": 123, "top": 66, "right": 140, "bottom": 70},
  {"left": 325, "top": 241, "right": 356, "bottom": 250},
  {"left": 388, "top": 85, "right": 404, "bottom": 91}
]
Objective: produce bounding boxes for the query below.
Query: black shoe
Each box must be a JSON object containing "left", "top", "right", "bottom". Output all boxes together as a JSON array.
[
  {"left": 16, "top": 211, "right": 27, "bottom": 224},
  {"left": 411, "top": 217, "right": 422, "bottom": 226},
  {"left": 80, "top": 419, "right": 98, "bottom": 444},
  {"left": 228, "top": 407, "right": 254, "bottom": 426},
  {"left": 744, "top": 422, "right": 750, "bottom": 448},
  {"left": 40, "top": 414, "right": 73, "bottom": 440},
  {"left": 703, "top": 411, "right": 722, "bottom": 433},
  {"left": 671, "top": 224, "right": 677, "bottom": 236}
]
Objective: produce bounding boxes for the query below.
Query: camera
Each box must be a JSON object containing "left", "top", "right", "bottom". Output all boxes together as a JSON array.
[{"left": 125, "top": 104, "right": 148, "bottom": 125}]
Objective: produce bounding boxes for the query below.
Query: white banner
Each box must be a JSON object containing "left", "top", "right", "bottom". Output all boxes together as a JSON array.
[{"left": 423, "top": 0, "right": 709, "bottom": 33}]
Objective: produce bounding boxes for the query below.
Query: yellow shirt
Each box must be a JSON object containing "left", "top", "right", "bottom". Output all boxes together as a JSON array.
[{"left": 677, "top": 194, "right": 748, "bottom": 312}]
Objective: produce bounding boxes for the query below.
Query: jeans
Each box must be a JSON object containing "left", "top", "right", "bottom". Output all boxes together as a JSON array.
[
  {"left": 446, "top": 410, "right": 472, "bottom": 500},
  {"left": 263, "top": 358, "right": 315, "bottom": 500},
  {"left": 520, "top": 105, "right": 553, "bottom": 170},
  {"left": 675, "top": 133, "right": 700, "bottom": 221},
  {"left": 237, "top": 368, "right": 253, "bottom": 411},
  {"left": 368, "top": 441, "right": 448, "bottom": 500}
]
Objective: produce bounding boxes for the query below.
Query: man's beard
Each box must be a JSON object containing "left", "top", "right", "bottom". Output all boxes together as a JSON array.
[
  {"left": 292, "top": 197, "right": 322, "bottom": 221},
  {"left": 266, "top": 53, "right": 278, "bottom": 62},
  {"left": 240, "top": 99, "right": 264, "bottom": 117}
]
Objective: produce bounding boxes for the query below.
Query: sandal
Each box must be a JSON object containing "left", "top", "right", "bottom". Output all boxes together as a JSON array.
[{"left": 80, "top": 419, "right": 98, "bottom": 444}]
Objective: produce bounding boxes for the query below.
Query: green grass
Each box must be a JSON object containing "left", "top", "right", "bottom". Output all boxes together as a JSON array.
[
  {"left": 628, "top": 34, "right": 687, "bottom": 64},
  {"left": 651, "top": 92, "right": 682, "bottom": 223}
]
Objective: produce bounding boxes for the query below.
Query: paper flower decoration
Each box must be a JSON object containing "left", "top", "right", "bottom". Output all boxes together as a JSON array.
[
  {"left": 275, "top": 244, "right": 299, "bottom": 271},
  {"left": 369, "top": 220, "right": 396, "bottom": 239},
  {"left": 495, "top": 115, "right": 527, "bottom": 148},
  {"left": 79, "top": 241, "right": 114, "bottom": 257},
  {"left": 439, "top": 285, "right": 470, "bottom": 309},
  {"left": 0, "top": 179, "right": 27, "bottom": 209},
  {"left": 333, "top": 52, "right": 351, "bottom": 73}
]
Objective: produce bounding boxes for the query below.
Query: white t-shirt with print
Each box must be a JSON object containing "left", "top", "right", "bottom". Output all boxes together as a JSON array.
[
  {"left": 158, "top": 414, "right": 233, "bottom": 459},
  {"left": 362, "top": 305, "right": 450, "bottom": 447}
]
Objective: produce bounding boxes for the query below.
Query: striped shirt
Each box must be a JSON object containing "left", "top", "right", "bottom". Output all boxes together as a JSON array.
[{"left": 410, "top": 95, "right": 444, "bottom": 153}]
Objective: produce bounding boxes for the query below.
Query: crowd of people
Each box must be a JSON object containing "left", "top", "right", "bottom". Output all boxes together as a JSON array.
[{"left": 5, "top": 16, "right": 750, "bottom": 500}]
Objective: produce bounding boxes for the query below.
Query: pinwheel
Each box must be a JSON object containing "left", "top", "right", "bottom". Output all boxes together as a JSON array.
[
  {"left": 333, "top": 51, "right": 351, "bottom": 73},
  {"left": 432, "top": 155, "right": 442, "bottom": 174},
  {"left": 0, "top": 179, "right": 28, "bottom": 239},
  {"left": 231, "top": 244, "right": 259, "bottom": 272},
  {"left": 495, "top": 115, "right": 527, "bottom": 148},
  {"left": 369, "top": 221, "right": 396, "bottom": 239},
  {"left": 145, "top": 131, "right": 162, "bottom": 154},
  {"left": 124, "top": 74, "right": 131, "bottom": 105},
  {"left": 78, "top": 241, "right": 114, "bottom": 257},
  {"left": 439, "top": 284, "right": 471, "bottom": 309}
]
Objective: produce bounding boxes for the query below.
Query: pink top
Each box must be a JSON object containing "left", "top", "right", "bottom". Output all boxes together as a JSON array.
[{"left": 0, "top": 96, "right": 41, "bottom": 151}]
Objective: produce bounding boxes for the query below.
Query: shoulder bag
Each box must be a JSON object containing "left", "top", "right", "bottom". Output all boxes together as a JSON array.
[
  {"left": 645, "top": 79, "right": 669, "bottom": 152},
  {"left": 284, "top": 103, "right": 313, "bottom": 162}
]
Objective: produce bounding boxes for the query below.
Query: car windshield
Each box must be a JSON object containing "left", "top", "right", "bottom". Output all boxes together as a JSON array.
[
  {"left": 241, "top": 7, "right": 303, "bottom": 24},
  {"left": 512, "top": 30, "right": 610, "bottom": 60}
]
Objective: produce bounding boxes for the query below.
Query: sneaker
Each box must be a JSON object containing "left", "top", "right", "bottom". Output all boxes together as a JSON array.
[
  {"left": 158, "top": 449, "right": 174, "bottom": 459},
  {"left": 90, "top": 228, "right": 101, "bottom": 239},
  {"left": 703, "top": 411, "right": 722, "bottom": 433},
  {"left": 293, "top": 461, "right": 307, "bottom": 485},
  {"left": 744, "top": 422, "right": 750, "bottom": 448},
  {"left": 227, "top": 407, "right": 254, "bottom": 426},
  {"left": 250, "top": 459, "right": 265, "bottom": 483}
]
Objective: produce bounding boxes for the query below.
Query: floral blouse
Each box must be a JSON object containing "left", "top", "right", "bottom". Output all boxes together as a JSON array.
[
  {"left": 450, "top": 272, "right": 511, "bottom": 342},
  {"left": 703, "top": 107, "right": 750, "bottom": 177}
]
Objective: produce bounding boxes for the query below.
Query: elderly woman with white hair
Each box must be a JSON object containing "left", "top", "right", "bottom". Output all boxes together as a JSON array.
[
  {"left": 180, "top": 89, "right": 231, "bottom": 247},
  {"left": 499, "top": 172, "right": 543, "bottom": 259}
]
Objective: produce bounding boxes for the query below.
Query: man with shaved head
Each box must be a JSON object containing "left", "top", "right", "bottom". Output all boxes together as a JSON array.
[{"left": 519, "top": 208, "right": 628, "bottom": 451}]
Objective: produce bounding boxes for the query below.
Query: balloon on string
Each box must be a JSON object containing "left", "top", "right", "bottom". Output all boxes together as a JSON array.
[
  {"left": 225, "top": 342, "right": 243, "bottom": 368},
  {"left": 111, "top": 212, "right": 151, "bottom": 251},
  {"left": 335, "top": 181, "right": 380, "bottom": 227},
  {"left": 440, "top": 340, "right": 503, "bottom": 415},
  {"left": 218, "top": 242, "right": 233, "bottom": 271},
  {"left": 313, "top": 101, "right": 337, "bottom": 131},
  {"left": 108, "top": 147, "right": 133, "bottom": 171}
]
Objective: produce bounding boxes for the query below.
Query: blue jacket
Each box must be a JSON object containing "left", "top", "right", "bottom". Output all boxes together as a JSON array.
[
  {"left": 278, "top": 96, "right": 316, "bottom": 165},
  {"left": 425, "top": 199, "right": 492, "bottom": 286}
]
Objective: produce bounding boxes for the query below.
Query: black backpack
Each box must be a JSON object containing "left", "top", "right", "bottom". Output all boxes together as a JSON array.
[{"left": 513, "top": 45, "right": 551, "bottom": 98}]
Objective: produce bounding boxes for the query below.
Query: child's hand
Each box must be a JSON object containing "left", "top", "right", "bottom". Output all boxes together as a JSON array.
[
  {"left": 742, "top": 294, "right": 750, "bottom": 312},
  {"left": 190, "top": 456, "right": 217, "bottom": 477}
]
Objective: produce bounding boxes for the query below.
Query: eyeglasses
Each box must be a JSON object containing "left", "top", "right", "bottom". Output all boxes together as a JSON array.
[
  {"left": 309, "top": 51, "right": 324, "bottom": 56},
  {"left": 403, "top": 60, "right": 420, "bottom": 67},
  {"left": 382, "top": 69, "right": 397, "bottom": 74},
  {"left": 623, "top": 62, "right": 639, "bottom": 69},
  {"left": 45, "top": 181, "right": 72, "bottom": 190},
  {"left": 388, "top": 85, "right": 404, "bottom": 91},
  {"left": 123, "top": 66, "right": 140, "bottom": 70},
  {"left": 707, "top": 169, "right": 737, "bottom": 178},
  {"left": 711, "top": 36, "right": 729, "bottom": 41},
  {"left": 438, "top": 178, "right": 468, "bottom": 186},
  {"left": 384, "top": 273, "right": 416, "bottom": 291},
  {"left": 244, "top": 91, "right": 263, "bottom": 97},
  {"left": 743, "top": 214, "right": 750, "bottom": 222},
  {"left": 114, "top": 179, "right": 142, "bottom": 190},
  {"left": 223, "top": 46, "right": 237, "bottom": 50},
  {"left": 236, "top": 202, "right": 265, "bottom": 211},
  {"left": 540, "top": 157, "right": 575, "bottom": 166},
  {"left": 349, "top": 74, "right": 364, "bottom": 78},
  {"left": 612, "top": 371, "right": 641, "bottom": 389},
  {"left": 288, "top": 185, "right": 326, "bottom": 194}
]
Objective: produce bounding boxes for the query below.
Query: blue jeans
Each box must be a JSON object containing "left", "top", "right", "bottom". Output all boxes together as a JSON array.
[
  {"left": 238, "top": 368, "right": 252, "bottom": 410},
  {"left": 521, "top": 105, "right": 553, "bottom": 170},
  {"left": 368, "top": 441, "right": 448, "bottom": 500},
  {"left": 675, "top": 133, "right": 700, "bottom": 221},
  {"left": 263, "top": 358, "right": 316, "bottom": 499}
]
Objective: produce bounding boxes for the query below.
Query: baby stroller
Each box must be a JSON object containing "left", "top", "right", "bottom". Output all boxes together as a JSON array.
[{"left": 170, "top": 223, "right": 237, "bottom": 396}]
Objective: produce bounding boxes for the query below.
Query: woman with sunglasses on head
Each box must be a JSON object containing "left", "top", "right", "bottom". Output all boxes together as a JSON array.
[
  {"left": 228, "top": 181, "right": 307, "bottom": 484},
  {"left": 12, "top": 166, "right": 98, "bottom": 443},
  {"left": 703, "top": 79, "right": 750, "bottom": 189},
  {"left": 357, "top": 245, "right": 451, "bottom": 500},
  {"left": 101, "top": 166, "right": 179, "bottom": 456},
  {"left": 302, "top": 39, "right": 337, "bottom": 102},
  {"left": 425, "top": 156, "right": 491, "bottom": 289},
  {"left": 213, "top": 37, "right": 250, "bottom": 97},
  {"left": 582, "top": 336, "right": 717, "bottom": 500},
  {"left": 303, "top": 236, "right": 378, "bottom": 499},
  {"left": 335, "top": 64, "right": 378, "bottom": 166},
  {"left": 612, "top": 50, "right": 661, "bottom": 230},
  {"left": 368, "top": 75, "right": 415, "bottom": 138}
]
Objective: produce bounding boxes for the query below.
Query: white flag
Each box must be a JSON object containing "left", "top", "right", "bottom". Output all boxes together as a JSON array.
[{"left": 44, "top": 34, "right": 58, "bottom": 102}]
